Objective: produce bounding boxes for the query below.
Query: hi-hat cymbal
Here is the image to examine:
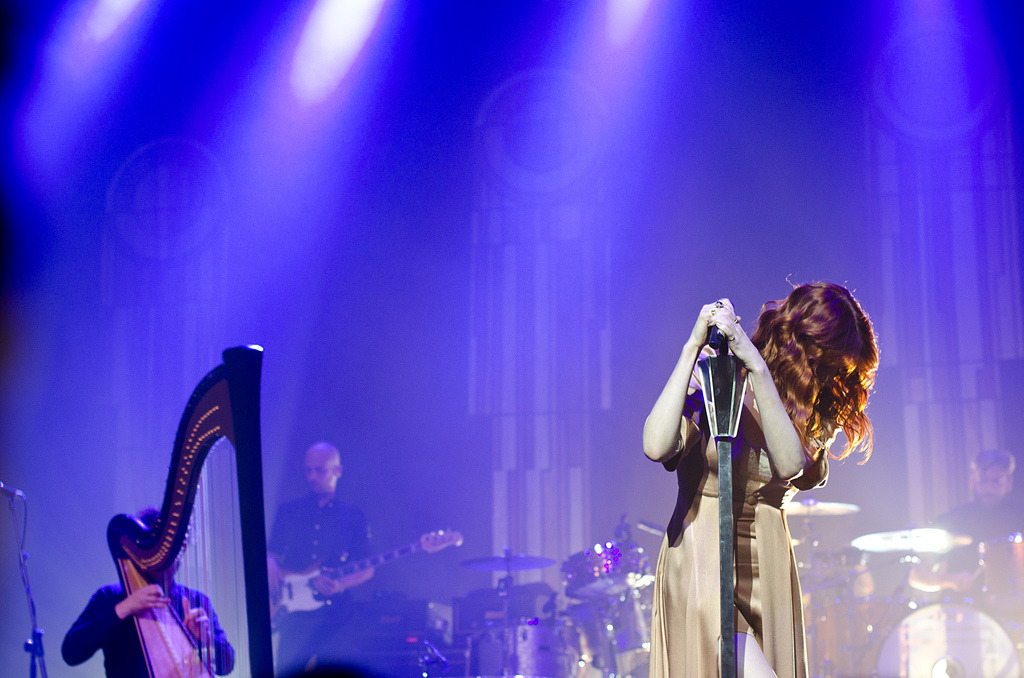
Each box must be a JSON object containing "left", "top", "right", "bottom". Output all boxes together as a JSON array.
[
  {"left": 460, "top": 554, "right": 556, "bottom": 572},
  {"left": 851, "top": 528, "right": 972, "bottom": 554},
  {"left": 786, "top": 499, "right": 861, "bottom": 516}
]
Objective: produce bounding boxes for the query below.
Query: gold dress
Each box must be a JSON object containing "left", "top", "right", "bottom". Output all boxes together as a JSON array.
[{"left": 647, "top": 391, "right": 827, "bottom": 677}]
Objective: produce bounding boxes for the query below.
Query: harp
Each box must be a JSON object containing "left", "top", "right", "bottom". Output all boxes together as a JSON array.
[{"left": 106, "top": 346, "right": 274, "bottom": 678}]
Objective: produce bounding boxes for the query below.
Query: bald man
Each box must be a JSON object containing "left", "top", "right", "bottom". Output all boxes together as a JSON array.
[{"left": 267, "top": 442, "right": 374, "bottom": 675}]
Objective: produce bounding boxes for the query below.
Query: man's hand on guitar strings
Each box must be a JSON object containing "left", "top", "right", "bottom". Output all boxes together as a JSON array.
[{"left": 312, "top": 567, "right": 375, "bottom": 596}]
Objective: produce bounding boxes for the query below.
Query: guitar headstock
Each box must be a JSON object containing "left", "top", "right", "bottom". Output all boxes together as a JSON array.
[{"left": 420, "top": 529, "right": 464, "bottom": 553}]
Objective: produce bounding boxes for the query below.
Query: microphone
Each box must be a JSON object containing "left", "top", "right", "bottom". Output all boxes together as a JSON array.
[
  {"left": 708, "top": 326, "right": 727, "bottom": 353},
  {"left": 0, "top": 481, "right": 25, "bottom": 499}
]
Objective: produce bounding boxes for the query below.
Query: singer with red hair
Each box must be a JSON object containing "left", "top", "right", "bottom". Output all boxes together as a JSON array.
[{"left": 642, "top": 282, "right": 878, "bottom": 677}]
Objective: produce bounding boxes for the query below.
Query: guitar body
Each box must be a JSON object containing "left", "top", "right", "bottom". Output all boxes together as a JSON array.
[{"left": 277, "top": 567, "right": 331, "bottom": 614}]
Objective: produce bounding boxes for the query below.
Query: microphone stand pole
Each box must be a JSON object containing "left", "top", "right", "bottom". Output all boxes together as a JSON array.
[
  {"left": 6, "top": 493, "right": 48, "bottom": 678},
  {"left": 698, "top": 335, "right": 747, "bottom": 678}
]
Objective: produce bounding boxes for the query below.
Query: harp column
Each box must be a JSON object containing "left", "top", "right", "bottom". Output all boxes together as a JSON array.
[
  {"left": 469, "top": 70, "right": 611, "bottom": 588},
  {"left": 866, "top": 20, "right": 1024, "bottom": 523}
]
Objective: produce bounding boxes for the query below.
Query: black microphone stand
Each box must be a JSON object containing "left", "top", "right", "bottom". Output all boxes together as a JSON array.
[
  {"left": 6, "top": 491, "right": 48, "bottom": 678},
  {"left": 697, "top": 329, "right": 748, "bottom": 678}
]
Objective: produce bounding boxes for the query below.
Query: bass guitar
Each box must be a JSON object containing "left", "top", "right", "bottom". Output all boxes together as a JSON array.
[{"left": 273, "top": 529, "right": 463, "bottom": 617}]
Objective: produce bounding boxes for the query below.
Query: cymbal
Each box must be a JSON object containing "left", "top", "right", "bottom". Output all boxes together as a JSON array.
[
  {"left": 851, "top": 528, "right": 972, "bottom": 554},
  {"left": 786, "top": 499, "right": 861, "bottom": 516},
  {"left": 460, "top": 554, "right": 556, "bottom": 572}
]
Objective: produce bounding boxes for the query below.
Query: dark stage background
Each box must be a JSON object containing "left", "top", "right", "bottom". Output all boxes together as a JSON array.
[{"left": 1, "top": 1, "right": 1023, "bottom": 676}]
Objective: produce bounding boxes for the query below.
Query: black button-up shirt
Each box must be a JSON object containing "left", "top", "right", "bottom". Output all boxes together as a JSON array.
[{"left": 268, "top": 495, "right": 371, "bottom": 575}]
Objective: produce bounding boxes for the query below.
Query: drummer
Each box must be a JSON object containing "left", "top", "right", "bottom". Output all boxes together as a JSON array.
[{"left": 908, "top": 449, "right": 1023, "bottom": 606}]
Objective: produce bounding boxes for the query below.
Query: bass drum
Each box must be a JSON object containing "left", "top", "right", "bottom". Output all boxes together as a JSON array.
[
  {"left": 875, "top": 604, "right": 1021, "bottom": 678},
  {"left": 806, "top": 596, "right": 902, "bottom": 677}
]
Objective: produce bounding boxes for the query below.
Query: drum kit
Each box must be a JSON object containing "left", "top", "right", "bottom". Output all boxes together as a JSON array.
[
  {"left": 453, "top": 504, "right": 1024, "bottom": 678},
  {"left": 458, "top": 528, "right": 656, "bottom": 678},
  {"left": 793, "top": 498, "right": 1024, "bottom": 678}
]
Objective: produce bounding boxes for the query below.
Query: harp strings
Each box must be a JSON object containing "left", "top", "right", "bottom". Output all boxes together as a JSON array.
[{"left": 180, "top": 437, "right": 249, "bottom": 676}]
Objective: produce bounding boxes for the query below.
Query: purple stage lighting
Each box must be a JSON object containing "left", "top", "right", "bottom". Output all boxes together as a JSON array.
[
  {"left": 606, "top": 0, "right": 654, "bottom": 47},
  {"left": 87, "top": 0, "right": 149, "bottom": 42},
  {"left": 290, "top": 0, "right": 387, "bottom": 105}
]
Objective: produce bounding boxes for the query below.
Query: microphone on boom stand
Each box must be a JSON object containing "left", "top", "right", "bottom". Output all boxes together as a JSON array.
[{"left": 0, "top": 481, "right": 26, "bottom": 500}]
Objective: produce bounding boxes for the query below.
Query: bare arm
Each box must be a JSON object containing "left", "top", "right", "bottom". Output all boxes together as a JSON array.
[
  {"left": 643, "top": 341, "right": 703, "bottom": 463},
  {"left": 643, "top": 302, "right": 721, "bottom": 463}
]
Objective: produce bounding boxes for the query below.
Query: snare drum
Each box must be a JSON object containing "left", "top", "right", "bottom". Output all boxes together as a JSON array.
[
  {"left": 562, "top": 542, "right": 653, "bottom": 599},
  {"left": 875, "top": 603, "right": 1021, "bottom": 677}
]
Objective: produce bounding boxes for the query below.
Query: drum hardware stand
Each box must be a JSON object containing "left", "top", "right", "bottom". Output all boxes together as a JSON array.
[
  {"left": 496, "top": 548, "right": 519, "bottom": 677},
  {"left": 598, "top": 597, "right": 621, "bottom": 678},
  {"left": 697, "top": 329, "right": 748, "bottom": 678},
  {"left": 600, "top": 516, "right": 638, "bottom": 678},
  {"left": 4, "top": 484, "right": 48, "bottom": 678},
  {"left": 625, "top": 587, "right": 650, "bottom": 652},
  {"left": 607, "top": 588, "right": 650, "bottom": 678},
  {"left": 797, "top": 515, "right": 832, "bottom": 677}
]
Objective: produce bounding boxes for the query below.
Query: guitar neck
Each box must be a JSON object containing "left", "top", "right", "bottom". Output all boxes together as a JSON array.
[{"left": 336, "top": 541, "right": 423, "bottom": 576}]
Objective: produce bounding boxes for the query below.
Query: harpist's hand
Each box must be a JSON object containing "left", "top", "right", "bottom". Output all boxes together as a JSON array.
[
  {"left": 115, "top": 584, "right": 171, "bottom": 619},
  {"left": 184, "top": 607, "right": 211, "bottom": 644}
]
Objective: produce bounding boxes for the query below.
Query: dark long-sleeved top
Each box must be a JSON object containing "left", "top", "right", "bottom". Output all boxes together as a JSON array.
[
  {"left": 267, "top": 495, "right": 372, "bottom": 674},
  {"left": 62, "top": 582, "right": 235, "bottom": 677}
]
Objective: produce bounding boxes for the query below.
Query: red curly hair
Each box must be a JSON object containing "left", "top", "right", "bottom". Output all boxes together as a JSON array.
[{"left": 750, "top": 282, "right": 878, "bottom": 461}]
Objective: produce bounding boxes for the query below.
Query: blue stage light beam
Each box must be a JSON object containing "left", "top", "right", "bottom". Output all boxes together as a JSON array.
[
  {"left": 290, "top": 0, "right": 387, "bottom": 105},
  {"left": 13, "top": 0, "right": 160, "bottom": 194}
]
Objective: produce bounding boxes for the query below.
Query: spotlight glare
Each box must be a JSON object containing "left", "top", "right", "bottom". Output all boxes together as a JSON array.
[
  {"left": 87, "top": 0, "right": 147, "bottom": 42},
  {"left": 606, "top": 0, "right": 653, "bottom": 47},
  {"left": 290, "top": 0, "right": 386, "bottom": 105}
]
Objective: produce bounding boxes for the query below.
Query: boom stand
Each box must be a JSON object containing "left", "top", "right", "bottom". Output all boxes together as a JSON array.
[
  {"left": 7, "top": 494, "right": 48, "bottom": 678},
  {"left": 697, "top": 351, "right": 747, "bottom": 678}
]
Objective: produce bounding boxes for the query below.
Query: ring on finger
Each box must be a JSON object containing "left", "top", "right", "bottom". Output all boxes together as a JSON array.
[{"left": 714, "top": 300, "right": 725, "bottom": 308}]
